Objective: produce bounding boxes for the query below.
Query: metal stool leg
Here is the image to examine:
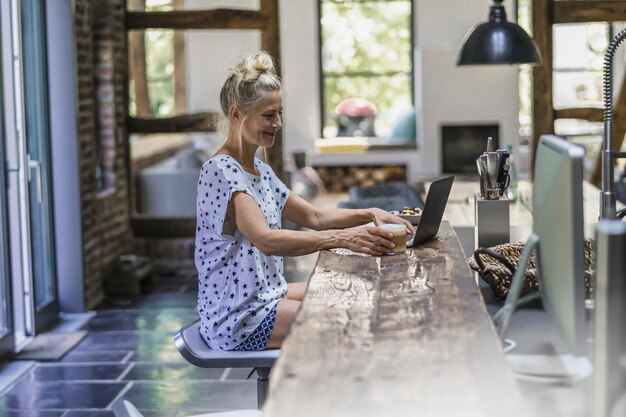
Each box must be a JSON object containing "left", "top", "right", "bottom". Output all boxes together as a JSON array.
[{"left": 256, "top": 367, "right": 271, "bottom": 409}]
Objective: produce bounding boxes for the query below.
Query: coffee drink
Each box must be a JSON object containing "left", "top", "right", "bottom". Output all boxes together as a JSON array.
[{"left": 378, "top": 224, "right": 406, "bottom": 255}]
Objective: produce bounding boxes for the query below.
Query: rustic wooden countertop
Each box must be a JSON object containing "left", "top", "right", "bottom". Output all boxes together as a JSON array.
[{"left": 263, "top": 222, "right": 527, "bottom": 417}]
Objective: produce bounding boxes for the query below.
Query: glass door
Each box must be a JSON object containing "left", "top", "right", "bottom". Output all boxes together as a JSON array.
[
  {"left": 0, "top": 48, "right": 15, "bottom": 360},
  {"left": 20, "top": 0, "right": 58, "bottom": 333},
  {"left": 1, "top": 0, "right": 59, "bottom": 347}
]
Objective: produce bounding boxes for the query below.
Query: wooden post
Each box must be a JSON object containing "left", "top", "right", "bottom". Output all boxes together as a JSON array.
[
  {"left": 531, "top": 0, "right": 553, "bottom": 177},
  {"left": 127, "top": 0, "right": 151, "bottom": 116},
  {"left": 260, "top": 0, "right": 283, "bottom": 179},
  {"left": 173, "top": 0, "right": 187, "bottom": 114}
]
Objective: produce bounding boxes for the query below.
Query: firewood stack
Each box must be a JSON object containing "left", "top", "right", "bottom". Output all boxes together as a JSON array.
[{"left": 314, "top": 165, "right": 407, "bottom": 192}]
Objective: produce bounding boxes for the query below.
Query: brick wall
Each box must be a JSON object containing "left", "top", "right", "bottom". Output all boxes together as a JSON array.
[{"left": 75, "top": 0, "right": 131, "bottom": 308}]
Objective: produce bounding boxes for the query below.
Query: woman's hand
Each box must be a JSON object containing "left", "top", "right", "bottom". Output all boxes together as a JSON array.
[
  {"left": 368, "top": 208, "right": 415, "bottom": 234},
  {"left": 339, "top": 226, "right": 396, "bottom": 256}
]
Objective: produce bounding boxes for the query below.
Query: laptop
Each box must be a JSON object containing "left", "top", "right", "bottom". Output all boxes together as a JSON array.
[{"left": 406, "top": 175, "right": 455, "bottom": 247}]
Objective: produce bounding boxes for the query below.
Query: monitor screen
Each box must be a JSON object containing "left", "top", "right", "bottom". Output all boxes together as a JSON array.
[{"left": 533, "top": 134, "right": 586, "bottom": 355}]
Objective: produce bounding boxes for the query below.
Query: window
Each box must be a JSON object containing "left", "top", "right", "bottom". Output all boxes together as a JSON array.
[
  {"left": 128, "top": 28, "right": 261, "bottom": 119},
  {"left": 517, "top": 0, "right": 612, "bottom": 175},
  {"left": 553, "top": 23, "right": 608, "bottom": 110},
  {"left": 128, "top": 0, "right": 266, "bottom": 118},
  {"left": 319, "top": 0, "right": 415, "bottom": 143},
  {"left": 517, "top": 0, "right": 609, "bottom": 143},
  {"left": 552, "top": 22, "right": 609, "bottom": 138},
  {"left": 552, "top": 23, "right": 610, "bottom": 171}
]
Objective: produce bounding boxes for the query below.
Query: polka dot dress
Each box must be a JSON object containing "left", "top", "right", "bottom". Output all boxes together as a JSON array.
[{"left": 195, "top": 154, "right": 289, "bottom": 350}]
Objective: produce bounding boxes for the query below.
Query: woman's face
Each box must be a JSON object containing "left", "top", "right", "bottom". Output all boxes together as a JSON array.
[{"left": 239, "top": 90, "right": 283, "bottom": 148}]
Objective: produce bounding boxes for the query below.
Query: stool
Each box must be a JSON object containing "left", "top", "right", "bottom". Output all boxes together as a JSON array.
[{"left": 173, "top": 319, "right": 281, "bottom": 409}]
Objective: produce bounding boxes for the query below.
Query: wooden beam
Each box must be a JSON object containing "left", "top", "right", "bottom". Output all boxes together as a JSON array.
[
  {"left": 260, "top": 0, "right": 281, "bottom": 72},
  {"left": 554, "top": 107, "right": 603, "bottom": 123},
  {"left": 127, "top": 112, "right": 220, "bottom": 134},
  {"left": 531, "top": 0, "right": 554, "bottom": 177},
  {"left": 128, "top": 31, "right": 152, "bottom": 116},
  {"left": 553, "top": 1, "right": 626, "bottom": 24},
  {"left": 126, "top": 9, "right": 266, "bottom": 30}
]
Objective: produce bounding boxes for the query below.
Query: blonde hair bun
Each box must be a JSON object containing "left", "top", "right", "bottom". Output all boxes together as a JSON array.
[
  {"left": 225, "top": 51, "right": 276, "bottom": 83},
  {"left": 240, "top": 51, "right": 276, "bottom": 82}
]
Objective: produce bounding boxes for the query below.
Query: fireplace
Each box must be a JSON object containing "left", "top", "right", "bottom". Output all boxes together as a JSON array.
[{"left": 441, "top": 124, "right": 499, "bottom": 175}]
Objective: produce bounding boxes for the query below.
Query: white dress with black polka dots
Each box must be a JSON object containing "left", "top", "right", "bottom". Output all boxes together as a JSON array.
[{"left": 195, "top": 154, "right": 289, "bottom": 350}]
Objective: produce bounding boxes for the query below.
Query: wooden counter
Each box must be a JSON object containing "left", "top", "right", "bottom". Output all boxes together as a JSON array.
[{"left": 263, "top": 222, "right": 527, "bottom": 417}]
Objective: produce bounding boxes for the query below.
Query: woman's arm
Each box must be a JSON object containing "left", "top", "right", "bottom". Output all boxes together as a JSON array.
[
  {"left": 228, "top": 191, "right": 397, "bottom": 256},
  {"left": 282, "top": 192, "right": 414, "bottom": 233}
]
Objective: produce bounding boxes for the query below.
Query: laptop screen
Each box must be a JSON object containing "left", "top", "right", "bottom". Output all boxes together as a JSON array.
[{"left": 408, "top": 176, "right": 454, "bottom": 247}]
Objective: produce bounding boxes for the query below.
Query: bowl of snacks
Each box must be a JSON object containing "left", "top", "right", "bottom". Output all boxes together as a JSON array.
[{"left": 390, "top": 206, "right": 422, "bottom": 225}]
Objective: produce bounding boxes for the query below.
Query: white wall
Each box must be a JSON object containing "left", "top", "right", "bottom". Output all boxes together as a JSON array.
[
  {"left": 280, "top": 0, "right": 521, "bottom": 181},
  {"left": 186, "top": 30, "right": 261, "bottom": 115},
  {"left": 47, "top": 0, "right": 86, "bottom": 312},
  {"left": 415, "top": 0, "right": 519, "bottom": 176},
  {"left": 280, "top": 0, "right": 320, "bottom": 156},
  {"left": 184, "top": 0, "right": 261, "bottom": 149}
]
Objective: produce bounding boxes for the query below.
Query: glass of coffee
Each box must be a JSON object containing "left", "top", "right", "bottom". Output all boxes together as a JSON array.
[{"left": 378, "top": 224, "right": 407, "bottom": 255}]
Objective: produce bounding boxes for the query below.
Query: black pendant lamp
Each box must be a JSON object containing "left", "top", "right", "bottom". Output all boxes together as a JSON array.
[{"left": 457, "top": 0, "right": 541, "bottom": 65}]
